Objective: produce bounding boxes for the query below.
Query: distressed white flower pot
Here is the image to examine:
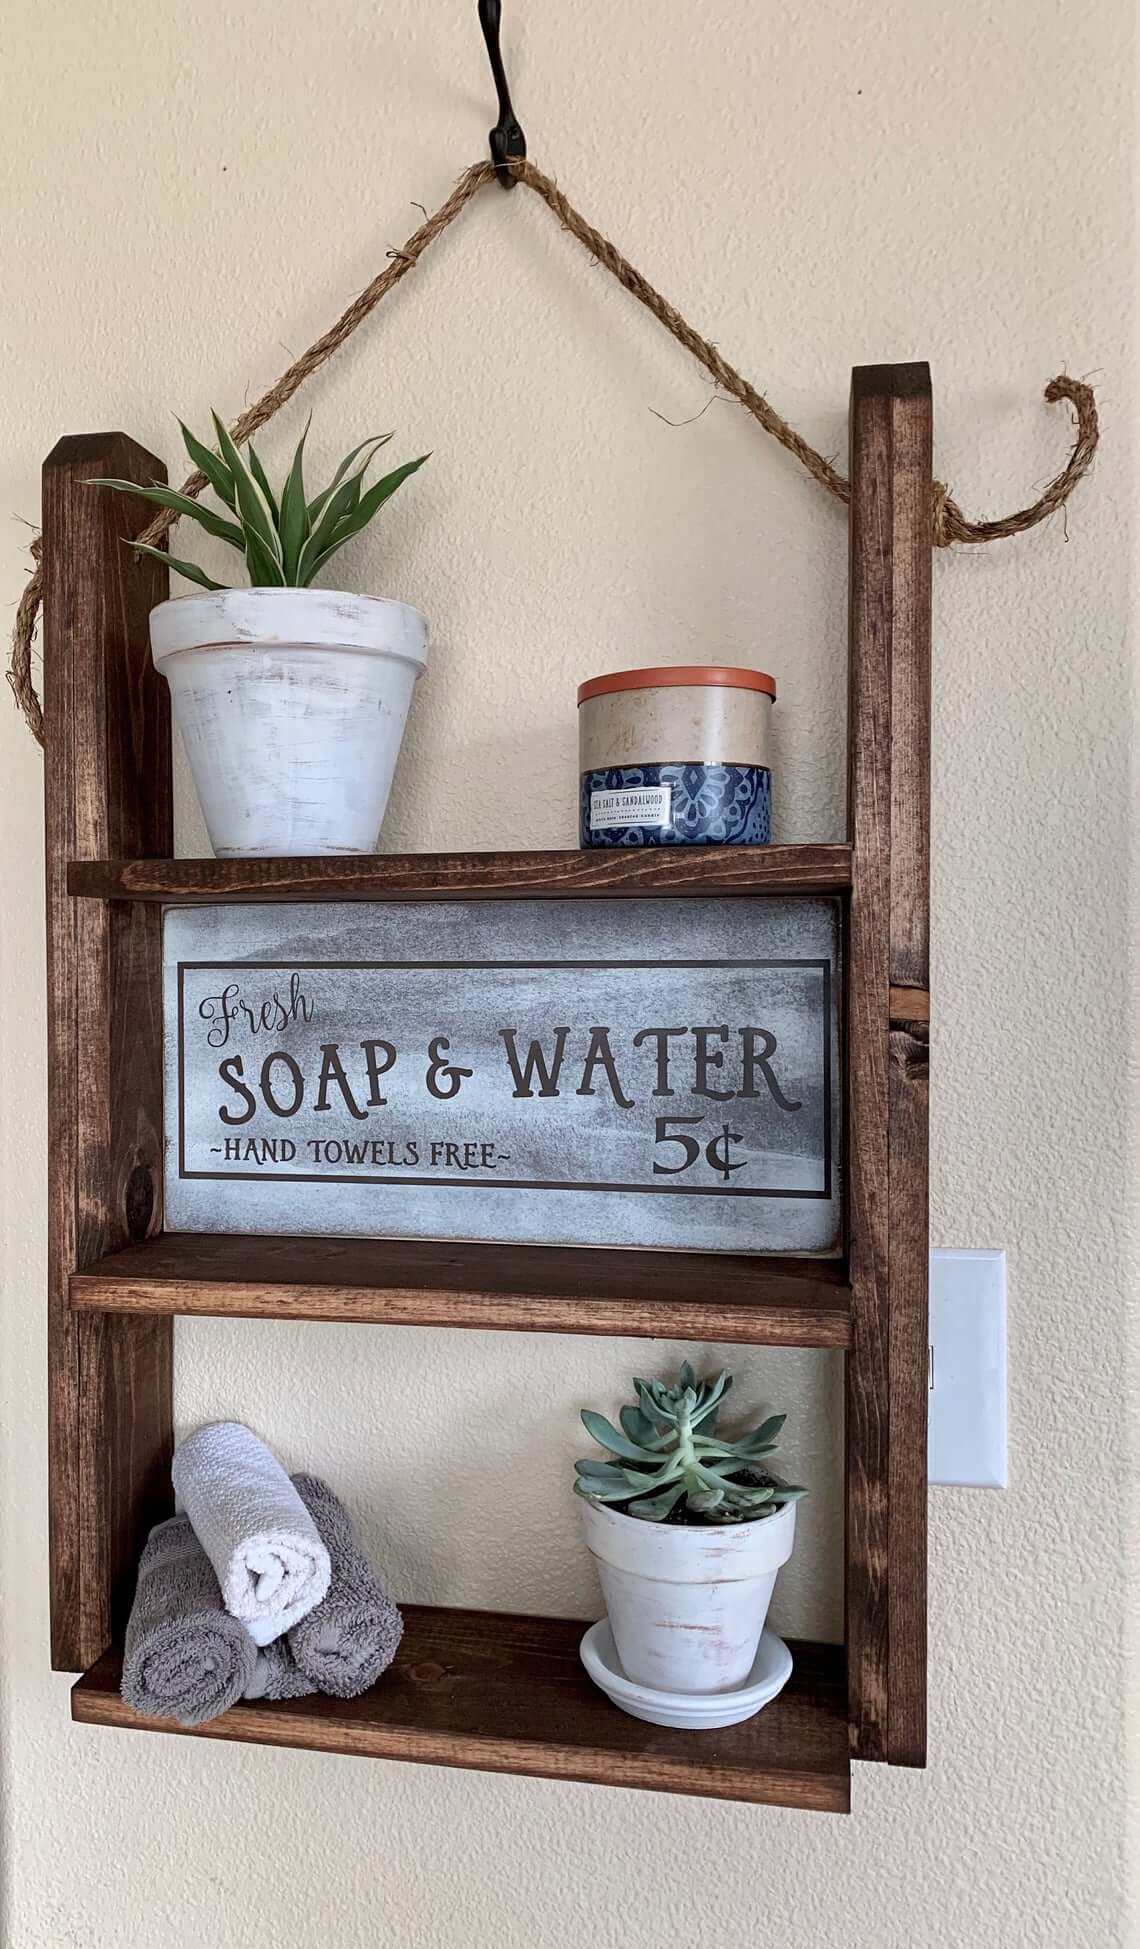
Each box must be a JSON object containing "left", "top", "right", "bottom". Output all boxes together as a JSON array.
[
  {"left": 580, "top": 1495, "right": 796, "bottom": 1695},
  {"left": 150, "top": 589, "right": 428, "bottom": 857}
]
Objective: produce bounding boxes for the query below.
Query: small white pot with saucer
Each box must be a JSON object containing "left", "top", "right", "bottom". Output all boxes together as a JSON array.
[
  {"left": 579, "top": 1493, "right": 796, "bottom": 1726},
  {"left": 574, "top": 1364, "right": 805, "bottom": 1730}
]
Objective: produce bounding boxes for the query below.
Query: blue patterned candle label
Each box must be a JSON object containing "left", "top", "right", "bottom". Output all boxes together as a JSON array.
[{"left": 581, "top": 763, "right": 772, "bottom": 847}]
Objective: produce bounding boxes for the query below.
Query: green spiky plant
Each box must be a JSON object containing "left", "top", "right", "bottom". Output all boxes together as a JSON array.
[
  {"left": 88, "top": 413, "right": 430, "bottom": 591},
  {"left": 574, "top": 1361, "right": 806, "bottom": 1525}
]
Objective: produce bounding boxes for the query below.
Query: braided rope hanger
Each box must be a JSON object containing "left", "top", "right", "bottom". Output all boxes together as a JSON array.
[{"left": 7, "top": 155, "right": 1099, "bottom": 747}]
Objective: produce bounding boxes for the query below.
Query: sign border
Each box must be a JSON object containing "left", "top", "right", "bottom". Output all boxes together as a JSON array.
[{"left": 175, "top": 957, "right": 834, "bottom": 1200}]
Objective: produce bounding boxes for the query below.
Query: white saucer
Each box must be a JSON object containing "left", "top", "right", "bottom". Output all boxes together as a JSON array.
[{"left": 580, "top": 1619, "right": 793, "bottom": 1729}]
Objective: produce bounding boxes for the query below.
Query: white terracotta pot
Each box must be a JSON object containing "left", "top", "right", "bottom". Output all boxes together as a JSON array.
[
  {"left": 580, "top": 1495, "right": 796, "bottom": 1695},
  {"left": 150, "top": 589, "right": 428, "bottom": 857}
]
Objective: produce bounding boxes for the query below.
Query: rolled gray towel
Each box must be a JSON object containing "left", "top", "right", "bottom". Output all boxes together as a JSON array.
[
  {"left": 244, "top": 1636, "right": 318, "bottom": 1703},
  {"left": 287, "top": 1475, "right": 403, "bottom": 1698},
  {"left": 122, "top": 1515, "right": 256, "bottom": 1726}
]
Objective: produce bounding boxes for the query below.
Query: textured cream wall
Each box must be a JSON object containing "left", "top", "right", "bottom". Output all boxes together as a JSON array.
[{"left": 0, "top": 1, "right": 1133, "bottom": 1943}]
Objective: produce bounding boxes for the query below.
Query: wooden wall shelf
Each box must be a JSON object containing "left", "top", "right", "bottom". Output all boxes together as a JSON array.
[
  {"left": 70, "top": 1233, "right": 853, "bottom": 1347},
  {"left": 67, "top": 844, "right": 854, "bottom": 904},
  {"left": 44, "top": 362, "right": 930, "bottom": 1809},
  {"left": 73, "top": 1612, "right": 851, "bottom": 1813}
]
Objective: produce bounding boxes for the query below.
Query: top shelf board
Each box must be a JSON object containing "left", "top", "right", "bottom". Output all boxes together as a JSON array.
[{"left": 67, "top": 845, "right": 853, "bottom": 905}]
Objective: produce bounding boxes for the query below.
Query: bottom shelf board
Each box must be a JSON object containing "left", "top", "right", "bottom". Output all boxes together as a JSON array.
[{"left": 72, "top": 1606, "right": 850, "bottom": 1813}]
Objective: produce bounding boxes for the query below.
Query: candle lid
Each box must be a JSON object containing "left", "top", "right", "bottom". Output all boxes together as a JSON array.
[{"left": 577, "top": 665, "right": 776, "bottom": 705}]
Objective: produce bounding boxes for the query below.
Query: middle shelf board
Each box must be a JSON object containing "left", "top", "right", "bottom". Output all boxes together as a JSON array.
[
  {"left": 73, "top": 1609, "right": 850, "bottom": 1812},
  {"left": 70, "top": 1233, "right": 853, "bottom": 1347}
]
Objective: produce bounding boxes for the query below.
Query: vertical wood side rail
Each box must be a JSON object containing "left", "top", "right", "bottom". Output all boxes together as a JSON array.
[
  {"left": 845, "top": 365, "right": 931, "bottom": 1765},
  {"left": 44, "top": 435, "right": 175, "bottom": 1670}
]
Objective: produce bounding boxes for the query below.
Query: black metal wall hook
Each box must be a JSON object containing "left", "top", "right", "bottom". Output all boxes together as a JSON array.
[{"left": 478, "top": 0, "right": 526, "bottom": 188}]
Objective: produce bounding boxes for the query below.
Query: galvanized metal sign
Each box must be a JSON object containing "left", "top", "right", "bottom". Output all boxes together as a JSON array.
[{"left": 164, "top": 896, "right": 842, "bottom": 1254}]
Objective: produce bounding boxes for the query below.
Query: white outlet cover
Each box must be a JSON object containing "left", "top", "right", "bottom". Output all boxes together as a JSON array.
[{"left": 928, "top": 1249, "right": 1008, "bottom": 1488}]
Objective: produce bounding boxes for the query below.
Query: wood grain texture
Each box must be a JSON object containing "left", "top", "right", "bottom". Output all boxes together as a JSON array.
[
  {"left": 71, "top": 1233, "right": 853, "bottom": 1348},
  {"left": 72, "top": 1614, "right": 850, "bottom": 1812},
  {"left": 888, "top": 1020, "right": 929, "bottom": 1765},
  {"left": 888, "top": 985, "right": 929, "bottom": 1024},
  {"left": 884, "top": 369, "right": 932, "bottom": 1770},
  {"left": 844, "top": 366, "right": 931, "bottom": 1766},
  {"left": 44, "top": 435, "right": 174, "bottom": 1671},
  {"left": 66, "top": 844, "right": 854, "bottom": 903}
]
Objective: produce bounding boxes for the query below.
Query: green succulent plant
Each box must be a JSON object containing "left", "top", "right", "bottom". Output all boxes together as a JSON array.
[
  {"left": 87, "top": 412, "right": 430, "bottom": 592},
  {"left": 574, "top": 1361, "right": 806, "bottom": 1526}
]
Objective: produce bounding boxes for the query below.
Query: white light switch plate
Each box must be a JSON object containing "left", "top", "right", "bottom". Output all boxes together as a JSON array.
[{"left": 928, "top": 1249, "right": 1008, "bottom": 1487}]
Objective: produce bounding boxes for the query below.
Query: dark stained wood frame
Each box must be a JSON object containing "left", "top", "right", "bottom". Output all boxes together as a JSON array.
[
  {"left": 43, "top": 435, "right": 175, "bottom": 1669},
  {"left": 44, "top": 364, "right": 930, "bottom": 1797},
  {"left": 844, "top": 366, "right": 931, "bottom": 1766},
  {"left": 69, "top": 1233, "right": 854, "bottom": 1347},
  {"left": 68, "top": 844, "right": 853, "bottom": 902},
  {"left": 74, "top": 1623, "right": 851, "bottom": 1812}
]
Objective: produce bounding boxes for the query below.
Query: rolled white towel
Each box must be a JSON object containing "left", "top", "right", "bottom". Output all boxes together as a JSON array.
[{"left": 172, "top": 1422, "right": 331, "bottom": 1646}]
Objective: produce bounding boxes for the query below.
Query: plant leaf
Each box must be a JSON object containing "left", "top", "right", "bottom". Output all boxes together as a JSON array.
[
  {"left": 278, "top": 420, "right": 312, "bottom": 583},
  {"left": 86, "top": 478, "right": 245, "bottom": 549},
  {"left": 766, "top": 1478, "right": 807, "bottom": 1501},
  {"left": 574, "top": 1479, "right": 635, "bottom": 1504},
  {"left": 626, "top": 1483, "right": 687, "bottom": 1522},
  {"left": 296, "top": 470, "right": 369, "bottom": 584},
  {"left": 211, "top": 413, "right": 283, "bottom": 569},
  {"left": 632, "top": 1381, "right": 674, "bottom": 1429},
  {"left": 689, "top": 1437, "right": 740, "bottom": 1460},
  {"left": 690, "top": 1371, "right": 730, "bottom": 1429},
  {"left": 178, "top": 422, "right": 236, "bottom": 510},
  {"left": 336, "top": 452, "right": 430, "bottom": 532},
  {"left": 573, "top": 1459, "right": 629, "bottom": 1484},
  {"left": 735, "top": 1415, "right": 786, "bottom": 1455},
  {"left": 733, "top": 1431, "right": 780, "bottom": 1455},
  {"left": 686, "top": 1486, "right": 725, "bottom": 1513},
  {"left": 299, "top": 454, "right": 429, "bottom": 585},
  {"left": 127, "top": 541, "right": 226, "bottom": 591},
  {"left": 579, "top": 1410, "right": 658, "bottom": 1463},
  {"left": 306, "top": 434, "right": 394, "bottom": 524},
  {"left": 296, "top": 439, "right": 405, "bottom": 583},
  {"left": 243, "top": 531, "right": 286, "bottom": 587},
  {"left": 619, "top": 1405, "right": 666, "bottom": 1449},
  {"left": 246, "top": 442, "right": 280, "bottom": 522}
]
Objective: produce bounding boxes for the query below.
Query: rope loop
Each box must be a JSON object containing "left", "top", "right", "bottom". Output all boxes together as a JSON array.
[
  {"left": 7, "top": 156, "right": 1098, "bottom": 747},
  {"left": 930, "top": 375, "right": 1097, "bottom": 549}
]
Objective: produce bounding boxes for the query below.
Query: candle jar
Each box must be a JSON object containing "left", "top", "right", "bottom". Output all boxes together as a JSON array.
[{"left": 578, "top": 665, "right": 776, "bottom": 847}]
